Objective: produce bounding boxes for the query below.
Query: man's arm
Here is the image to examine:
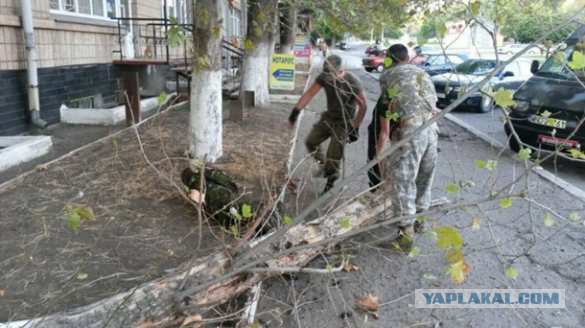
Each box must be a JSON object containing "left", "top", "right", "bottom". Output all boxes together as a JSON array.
[
  {"left": 289, "top": 82, "right": 322, "bottom": 126},
  {"left": 351, "top": 90, "right": 367, "bottom": 129},
  {"left": 296, "top": 82, "right": 321, "bottom": 109},
  {"left": 376, "top": 117, "right": 389, "bottom": 158}
]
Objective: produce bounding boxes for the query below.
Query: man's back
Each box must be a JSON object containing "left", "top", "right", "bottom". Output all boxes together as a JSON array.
[{"left": 379, "top": 64, "right": 437, "bottom": 119}]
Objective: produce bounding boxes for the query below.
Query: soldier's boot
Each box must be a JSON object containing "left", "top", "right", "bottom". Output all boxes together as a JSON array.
[
  {"left": 322, "top": 176, "right": 336, "bottom": 194},
  {"left": 395, "top": 225, "right": 415, "bottom": 252}
]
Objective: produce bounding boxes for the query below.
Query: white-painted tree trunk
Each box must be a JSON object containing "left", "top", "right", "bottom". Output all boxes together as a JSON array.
[
  {"left": 189, "top": 70, "right": 223, "bottom": 162},
  {"left": 188, "top": 0, "right": 223, "bottom": 163},
  {"left": 240, "top": 42, "right": 271, "bottom": 107}
]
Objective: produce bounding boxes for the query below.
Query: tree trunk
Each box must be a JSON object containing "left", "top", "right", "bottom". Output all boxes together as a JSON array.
[
  {"left": 278, "top": 3, "right": 297, "bottom": 54},
  {"left": 189, "top": 0, "right": 223, "bottom": 162},
  {"left": 240, "top": 0, "right": 278, "bottom": 107},
  {"left": 1, "top": 197, "right": 389, "bottom": 328}
]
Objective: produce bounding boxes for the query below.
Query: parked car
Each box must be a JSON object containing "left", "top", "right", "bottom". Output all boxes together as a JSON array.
[
  {"left": 432, "top": 58, "right": 533, "bottom": 112},
  {"left": 418, "top": 53, "right": 468, "bottom": 76},
  {"left": 504, "top": 25, "right": 585, "bottom": 154},
  {"left": 498, "top": 43, "right": 543, "bottom": 56},
  {"left": 336, "top": 41, "right": 349, "bottom": 50},
  {"left": 362, "top": 50, "right": 387, "bottom": 72},
  {"left": 365, "top": 44, "right": 383, "bottom": 55}
]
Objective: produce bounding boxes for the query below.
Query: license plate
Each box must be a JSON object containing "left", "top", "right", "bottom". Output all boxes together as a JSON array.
[
  {"left": 529, "top": 115, "right": 567, "bottom": 129},
  {"left": 538, "top": 134, "right": 579, "bottom": 147}
]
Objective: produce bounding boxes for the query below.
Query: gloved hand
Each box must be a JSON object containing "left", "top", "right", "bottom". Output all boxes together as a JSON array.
[
  {"left": 347, "top": 127, "right": 359, "bottom": 143},
  {"left": 288, "top": 107, "right": 301, "bottom": 126}
]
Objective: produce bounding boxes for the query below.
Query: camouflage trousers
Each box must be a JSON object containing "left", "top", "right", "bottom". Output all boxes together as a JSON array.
[{"left": 385, "top": 123, "right": 438, "bottom": 227}]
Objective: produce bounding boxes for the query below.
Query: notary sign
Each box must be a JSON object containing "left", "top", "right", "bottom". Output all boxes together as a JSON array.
[{"left": 270, "top": 54, "right": 295, "bottom": 90}]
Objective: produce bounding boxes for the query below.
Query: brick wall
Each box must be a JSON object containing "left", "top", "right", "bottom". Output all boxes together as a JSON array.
[{"left": 0, "top": 64, "right": 121, "bottom": 136}]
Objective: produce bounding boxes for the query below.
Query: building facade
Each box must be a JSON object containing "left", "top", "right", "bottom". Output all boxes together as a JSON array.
[{"left": 0, "top": 0, "right": 246, "bottom": 136}]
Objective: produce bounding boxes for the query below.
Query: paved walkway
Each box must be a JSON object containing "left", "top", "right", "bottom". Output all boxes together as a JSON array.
[{"left": 257, "top": 66, "right": 585, "bottom": 328}]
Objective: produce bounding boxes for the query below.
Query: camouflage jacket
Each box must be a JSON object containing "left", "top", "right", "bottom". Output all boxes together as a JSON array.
[{"left": 379, "top": 64, "right": 438, "bottom": 122}]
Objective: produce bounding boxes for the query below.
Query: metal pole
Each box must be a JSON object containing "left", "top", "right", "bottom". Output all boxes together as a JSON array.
[
  {"left": 21, "top": 0, "right": 47, "bottom": 127},
  {"left": 118, "top": 19, "right": 123, "bottom": 59},
  {"left": 164, "top": 0, "right": 169, "bottom": 64}
]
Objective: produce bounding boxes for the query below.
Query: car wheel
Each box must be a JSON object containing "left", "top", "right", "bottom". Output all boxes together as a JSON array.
[
  {"left": 478, "top": 94, "right": 493, "bottom": 113},
  {"left": 376, "top": 65, "right": 384, "bottom": 73},
  {"left": 365, "top": 67, "right": 373, "bottom": 72}
]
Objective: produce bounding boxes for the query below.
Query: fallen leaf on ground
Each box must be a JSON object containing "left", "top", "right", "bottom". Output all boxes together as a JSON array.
[
  {"left": 343, "top": 261, "right": 360, "bottom": 272},
  {"left": 0, "top": 289, "right": 4, "bottom": 297},
  {"left": 447, "top": 260, "right": 471, "bottom": 284},
  {"left": 76, "top": 273, "right": 88, "bottom": 280},
  {"left": 182, "top": 314, "right": 203, "bottom": 327},
  {"left": 355, "top": 293, "right": 379, "bottom": 312}
]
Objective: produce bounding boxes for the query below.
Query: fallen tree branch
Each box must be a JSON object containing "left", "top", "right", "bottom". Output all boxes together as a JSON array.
[{"left": 0, "top": 196, "right": 385, "bottom": 328}]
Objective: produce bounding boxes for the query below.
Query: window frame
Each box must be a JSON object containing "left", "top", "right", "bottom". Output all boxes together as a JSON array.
[{"left": 50, "top": 0, "right": 121, "bottom": 21}]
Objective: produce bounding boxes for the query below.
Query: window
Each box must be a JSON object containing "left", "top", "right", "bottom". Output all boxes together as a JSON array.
[
  {"left": 162, "top": 0, "right": 191, "bottom": 23},
  {"left": 50, "top": 0, "right": 122, "bottom": 19}
]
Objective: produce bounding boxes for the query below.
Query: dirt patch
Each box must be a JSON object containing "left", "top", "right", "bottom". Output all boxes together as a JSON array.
[{"left": 0, "top": 102, "right": 294, "bottom": 321}]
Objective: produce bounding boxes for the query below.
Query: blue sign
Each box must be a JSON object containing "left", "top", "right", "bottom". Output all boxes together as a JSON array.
[{"left": 272, "top": 69, "right": 294, "bottom": 81}]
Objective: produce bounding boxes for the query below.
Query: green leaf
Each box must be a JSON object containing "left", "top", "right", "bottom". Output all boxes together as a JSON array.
[
  {"left": 241, "top": 204, "right": 253, "bottom": 219},
  {"left": 568, "top": 148, "right": 585, "bottom": 159},
  {"left": 475, "top": 159, "right": 486, "bottom": 170},
  {"left": 543, "top": 213, "right": 555, "bottom": 227},
  {"left": 568, "top": 51, "right": 585, "bottom": 70},
  {"left": 568, "top": 212, "right": 582, "bottom": 222},
  {"left": 470, "top": 1, "right": 481, "bottom": 16},
  {"left": 518, "top": 148, "right": 532, "bottom": 161},
  {"left": 244, "top": 39, "right": 255, "bottom": 50},
  {"left": 540, "top": 110, "right": 552, "bottom": 118},
  {"left": 76, "top": 272, "right": 88, "bottom": 280},
  {"left": 157, "top": 92, "right": 168, "bottom": 106},
  {"left": 408, "top": 246, "right": 420, "bottom": 258},
  {"left": 486, "top": 160, "right": 498, "bottom": 171},
  {"left": 493, "top": 89, "right": 516, "bottom": 108},
  {"left": 505, "top": 266, "right": 518, "bottom": 280},
  {"left": 67, "top": 212, "right": 81, "bottom": 232},
  {"left": 230, "top": 225, "right": 239, "bottom": 237},
  {"left": 387, "top": 85, "right": 399, "bottom": 99},
  {"left": 384, "top": 111, "right": 400, "bottom": 122},
  {"left": 433, "top": 226, "right": 464, "bottom": 250},
  {"left": 325, "top": 264, "right": 333, "bottom": 273},
  {"left": 499, "top": 197, "right": 513, "bottom": 209},
  {"left": 339, "top": 217, "right": 351, "bottom": 230},
  {"left": 384, "top": 57, "right": 393, "bottom": 68},
  {"left": 283, "top": 215, "right": 293, "bottom": 225},
  {"left": 446, "top": 183, "right": 460, "bottom": 194}
]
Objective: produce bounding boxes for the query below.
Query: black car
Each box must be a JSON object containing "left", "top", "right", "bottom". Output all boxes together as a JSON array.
[
  {"left": 432, "top": 59, "right": 533, "bottom": 112},
  {"left": 505, "top": 25, "right": 585, "bottom": 155},
  {"left": 420, "top": 53, "right": 468, "bottom": 76}
]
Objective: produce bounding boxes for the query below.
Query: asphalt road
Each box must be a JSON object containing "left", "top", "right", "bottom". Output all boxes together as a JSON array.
[
  {"left": 257, "top": 48, "right": 585, "bottom": 327},
  {"left": 336, "top": 44, "right": 585, "bottom": 194}
]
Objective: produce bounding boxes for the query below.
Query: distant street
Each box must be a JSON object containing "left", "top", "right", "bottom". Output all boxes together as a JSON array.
[{"left": 334, "top": 43, "right": 585, "bottom": 194}]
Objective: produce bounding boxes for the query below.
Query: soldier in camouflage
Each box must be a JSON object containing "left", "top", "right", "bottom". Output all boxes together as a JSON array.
[{"left": 376, "top": 44, "right": 439, "bottom": 249}]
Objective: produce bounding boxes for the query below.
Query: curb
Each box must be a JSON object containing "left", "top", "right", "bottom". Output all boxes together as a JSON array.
[
  {"left": 444, "top": 113, "right": 585, "bottom": 204},
  {"left": 0, "top": 100, "right": 189, "bottom": 192}
]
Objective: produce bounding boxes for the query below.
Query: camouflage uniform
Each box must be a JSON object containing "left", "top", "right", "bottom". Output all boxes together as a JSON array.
[{"left": 379, "top": 64, "right": 439, "bottom": 227}]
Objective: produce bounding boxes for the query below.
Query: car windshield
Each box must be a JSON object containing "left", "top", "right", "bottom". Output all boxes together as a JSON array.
[
  {"left": 537, "top": 45, "right": 584, "bottom": 80},
  {"left": 454, "top": 60, "right": 496, "bottom": 75}
]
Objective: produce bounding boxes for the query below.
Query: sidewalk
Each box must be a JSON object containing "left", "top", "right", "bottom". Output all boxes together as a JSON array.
[{"left": 256, "top": 69, "right": 585, "bottom": 327}]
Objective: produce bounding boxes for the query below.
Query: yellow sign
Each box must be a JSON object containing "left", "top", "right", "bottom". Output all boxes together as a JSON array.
[{"left": 270, "top": 54, "right": 295, "bottom": 90}]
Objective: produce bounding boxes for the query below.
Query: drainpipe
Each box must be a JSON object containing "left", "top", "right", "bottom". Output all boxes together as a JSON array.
[{"left": 21, "top": 0, "right": 47, "bottom": 128}]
